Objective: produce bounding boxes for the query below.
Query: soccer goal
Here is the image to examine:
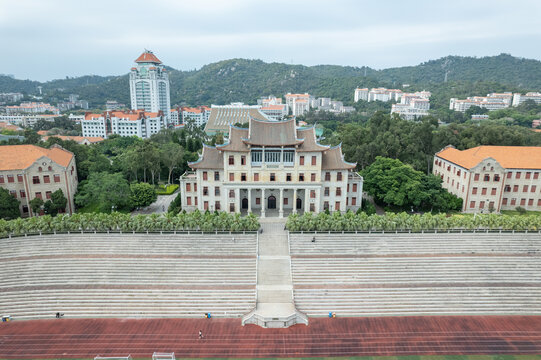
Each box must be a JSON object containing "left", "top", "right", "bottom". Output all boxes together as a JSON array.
[
  {"left": 152, "top": 352, "right": 175, "bottom": 360},
  {"left": 94, "top": 355, "right": 132, "bottom": 360}
]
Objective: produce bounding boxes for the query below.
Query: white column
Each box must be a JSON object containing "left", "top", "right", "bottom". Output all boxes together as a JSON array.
[
  {"left": 315, "top": 188, "right": 321, "bottom": 213},
  {"left": 248, "top": 188, "right": 252, "bottom": 214},
  {"left": 261, "top": 188, "right": 266, "bottom": 218},
  {"left": 304, "top": 189, "right": 310, "bottom": 213},
  {"left": 279, "top": 188, "right": 284, "bottom": 218},
  {"left": 293, "top": 188, "right": 297, "bottom": 214},
  {"left": 235, "top": 188, "right": 240, "bottom": 213}
]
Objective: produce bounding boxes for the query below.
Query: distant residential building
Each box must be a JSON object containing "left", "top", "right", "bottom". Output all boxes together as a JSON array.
[
  {"left": 82, "top": 110, "right": 168, "bottom": 139},
  {"left": 532, "top": 119, "right": 541, "bottom": 128},
  {"left": 257, "top": 96, "right": 283, "bottom": 107},
  {"left": 260, "top": 104, "right": 288, "bottom": 120},
  {"left": 129, "top": 50, "right": 171, "bottom": 117},
  {"left": 0, "top": 114, "right": 60, "bottom": 127},
  {"left": 472, "top": 114, "right": 490, "bottom": 121},
  {"left": 434, "top": 145, "right": 541, "bottom": 213},
  {"left": 391, "top": 91, "right": 431, "bottom": 120},
  {"left": 6, "top": 102, "right": 60, "bottom": 115},
  {"left": 105, "top": 100, "right": 127, "bottom": 111},
  {"left": 0, "top": 92, "right": 24, "bottom": 103},
  {"left": 204, "top": 103, "right": 269, "bottom": 135},
  {"left": 68, "top": 114, "right": 84, "bottom": 123},
  {"left": 0, "top": 121, "right": 23, "bottom": 132},
  {"left": 181, "top": 106, "right": 212, "bottom": 127},
  {"left": 0, "top": 144, "right": 78, "bottom": 217},
  {"left": 285, "top": 93, "right": 311, "bottom": 116},
  {"left": 450, "top": 93, "right": 513, "bottom": 112},
  {"left": 512, "top": 92, "right": 541, "bottom": 106},
  {"left": 354, "top": 88, "right": 369, "bottom": 102}
]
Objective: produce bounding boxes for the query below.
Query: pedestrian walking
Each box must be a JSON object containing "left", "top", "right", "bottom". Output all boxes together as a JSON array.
[
  {"left": 199, "top": 330, "right": 203, "bottom": 339},
  {"left": 312, "top": 236, "right": 316, "bottom": 243}
]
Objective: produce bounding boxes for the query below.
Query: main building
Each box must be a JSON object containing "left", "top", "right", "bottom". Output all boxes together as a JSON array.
[{"left": 180, "top": 118, "right": 363, "bottom": 216}]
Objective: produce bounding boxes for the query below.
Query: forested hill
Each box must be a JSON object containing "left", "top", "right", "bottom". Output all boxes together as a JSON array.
[{"left": 1, "top": 54, "right": 541, "bottom": 106}]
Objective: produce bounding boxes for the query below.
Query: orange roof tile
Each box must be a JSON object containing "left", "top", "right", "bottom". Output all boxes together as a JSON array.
[
  {"left": 0, "top": 122, "right": 22, "bottom": 131},
  {"left": 135, "top": 50, "right": 162, "bottom": 64},
  {"left": 0, "top": 145, "right": 74, "bottom": 171},
  {"left": 436, "top": 145, "right": 541, "bottom": 170},
  {"left": 261, "top": 105, "right": 285, "bottom": 110}
]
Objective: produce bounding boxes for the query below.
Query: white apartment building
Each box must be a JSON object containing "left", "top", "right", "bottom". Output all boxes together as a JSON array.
[
  {"left": 180, "top": 106, "right": 211, "bottom": 127},
  {"left": 512, "top": 92, "right": 541, "bottom": 106},
  {"left": 0, "top": 114, "right": 60, "bottom": 127},
  {"left": 450, "top": 93, "right": 513, "bottom": 112},
  {"left": 260, "top": 104, "right": 288, "bottom": 121},
  {"left": 285, "top": 93, "right": 311, "bottom": 116},
  {"left": 6, "top": 102, "right": 59, "bottom": 115},
  {"left": 354, "top": 88, "right": 369, "bottom": 102},
  {"left": 82, "top": 110, "right": 168, "bottom": 139},
  {"left": 129, "top": 50, "right": 171, "bottom": 118},
  {"left": 434, "top": 145, "right": 541, "bottom": 213},
  {"left": 391, "top": 91, "right": 431, "bottom": 120},
  {"left": 180, "top": 118, "right": 363, "bottom": 217},
  {"left": 0, "top": 144, "right": 78, "bottom": 217}
]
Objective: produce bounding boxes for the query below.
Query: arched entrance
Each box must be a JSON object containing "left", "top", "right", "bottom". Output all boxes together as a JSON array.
[
  {"left": 267, "top": 195, "right": 276, "bottom": 209},
  {"left": 296, "top": 198, "right": 302, "bottom": 210},
  {"left": 242, "top": 198, "right": 248, "bottom": 209}
]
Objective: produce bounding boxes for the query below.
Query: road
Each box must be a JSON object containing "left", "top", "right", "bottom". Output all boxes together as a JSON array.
[{"left": 131, "top": 191, "right": 178, "bottom": 215}]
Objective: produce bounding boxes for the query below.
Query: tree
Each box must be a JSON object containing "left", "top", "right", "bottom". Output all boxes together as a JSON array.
[
  {"left": 160, "top": 143, "right": 184, "bottom": 184},
  {"left": 168, "top": 193, "right": 182, "bottom": 214},
  {"left": 29, "top": 197, "right": 44, "bottom": 216},
  {"left": 130, "top": 183, "right": 157, "bottom": 208},
  {"left": 0, "top": 188, "right": 20, "bottom": 220},
  {"left": 75, "top": 172, "right": 133, "bottom": 212}
]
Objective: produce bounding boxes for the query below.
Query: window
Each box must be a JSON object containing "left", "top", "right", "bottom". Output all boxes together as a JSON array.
[
  {"left": 229, "top": 203, "right": 235, "bottom": 212},
  {"left": 0, "top": 175, "right": 4, "bottom": 183},
  {"left": 22, "top": 205, "right": 28, "bottom": 213},
  {"left": 470, "top": 201, "right": 476, "bottom": 208},
  {"left": 534, "top": 172, "right": 539, "bottom": 180},
  {"left": 474, "top": 174, "right": 479, "bottom": 181},
  {"left": 531, "top": 185, "right": 537, "bottom": 193},
  {"left": 186, "top": 183, "right": 191, "bottom": 192},
  {"left": 54, "top": 174, "right": 60, "bottom": 183},
  {"left": 46, "top": 191, "right": 52, "bottom": 200},
  {"left": 215, "top": 201, "right": 221, "bottom": 210},
  {"left": 479, "top": 201, "right": 485, "bottom": 209},
  {"left": 228, "top": 155, "right": 234, "bottom": 165},
  {"left": 43, "top": 175, "right": 50, "bottom": 184},
  {"left": 203, "top": 171, "right": 208, "bottom": 181},
  {"left": 20, "top": 190, "right": 26, "bottom": 198},
  {"left": 523, "top": 185, "right": 529, "bottom": 192},
  {"left": 538, "top": 199, "right": 541, "bottom": 206},
  {"left": 229, "top": 190, "right": 235, "bottom": 198},
  {"left": 336, "top": 187, "right": 342, "bottom": 196},
  {"left": 298, "top": 173, "right": 304, "bottom": 182},
  {"left": 203, "top": 186, "right": 208, "bottom": 196},
  {"left": 256, "top": 197, "right": 260, "bottom": 205},
  {"left": 270, "top": 173, "right": 276, "bottom": 182},
  {"left": 48, "top": 166, "right": 52, "bottom": 171},
  {"left": 311, "top": 173, "right": 316, "bottom": 182},
  {"left": 335, "top": 201, "right": 340, "bottom": 211},
  {"left": 352, "top": 197, "right": 357, "bottom": 206},
  {"left": 194, "top": 183, "right": 197, "bottom": 192},
  {"left": 35, "top": 192, "right": 42, "bottom": 199},
  {"left": 204, "top": 201, "right": 209, "bottom": 210},
  {"left": 32, "top": 176, "right": 40, "bottom": 184},
  {"left": 324, "top": 187, "right": 330, "bottom": 196},
  {"left": 310, "top": 190, "right": 316, "bottom": 198},
  {"left": 214, "top": 172, "right": 220, "bottom": 181},
  {"left": 241, "top": 156, "right": 246, "bottom": 165},
  {"left": 494, "top": 174, "right": 500, "bottom": 182},
  {"left": 491, "top": 188, "right": 497, "bottom": 195},
  {"left": 241, "top": 173, "right": 247, "bottom": 182},
  {"left": 353, "top": 184, "right": 357, "bottom": 192},
  {"left": 483, "top": 174, "right": 490, "bottom": 181},
  {"left": 38, "top": 167, "right": 42, "bottom": 172},
  {"left": 489, "top": 201, "right": 494, "bottom": 209},
  {"left": 9, "top": 190, "right": 16, "bottom": 198},
  {"left": 526, "top": 172, "right": 531, "bottom": 179},
  {"left": 472, "top": 187, "right": 478, "bottom": 195},
  {"left": 507, "top": 172, "right": 512, "bottom": 179},
  {"left": 528, "top": 199, "right": 534, "bottom": 206},
  {"left": 323, "top": 201, "right": 329, "bottom": 210},
  {"left": 337, "top": 172, "right": 343, "bottom": 181},
  {"left": 283, "top": 150, "right": 294, "bottom": 164},
  {"left": 502, "top": 198, "right": 508, "bottom": 205},
  {"left": 254, "top": 173, "right": 259, "bottom": 181},
  {"left": 520, "top": 198, "right": 526, "bottom": 206},
  {"left": 516, "top": 172, "right": 521, "bottom": 179},
  {"left": 229, "top": 173, "right": 234, "bottom": 182},
  {"left": 7, "top": 175, "right": 14, "bottom": 183},
  {"left": 310, "top": 203, "right": 315, "bottom": 212},
  {"left": 299, "top": 156, "right": 304, "bottom": 166},
  {"left": 286, "top": 173, "right": 291, "bottom": 182},
  {"left": 511, "top": 198, "right": 516, "bottom": 205},
  {"left": 481, "top": 188, "right": 487, "bottom": 195},
  {"left": 284, "top": 198, "right": 288, "bottom": 205},
  {"left": 325, "top": 172, "right": 331, "bottom": 181},
  {"left": 311, "top": 156, "right": 316, "bottom": 166},
  {"left": 513, "top": 185, "right": 519, "bottom": 192},
  {"left": 251, "top": 150, "right": 262, "bottom": 164},
  {"left": 264, "top": 150, "right": 281, "bottom": 163},
  {"left": 17, "top": 174, "right": 23, "bottom": 182}
]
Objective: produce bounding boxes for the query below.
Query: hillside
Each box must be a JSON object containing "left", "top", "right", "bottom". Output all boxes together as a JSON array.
[{"left": 1, "top": 54, "right": 540, "bottom": 107}]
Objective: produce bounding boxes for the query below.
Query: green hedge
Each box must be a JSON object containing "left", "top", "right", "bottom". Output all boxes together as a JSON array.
[
  {"left": 0, "top": 211, "right": 260, "bottom": 238},
  {"left": 156, "top": 184, "right": 179, "bottom": 195},
  {"left": 286, "top": 211, "right": 541, "bottom": 232}
]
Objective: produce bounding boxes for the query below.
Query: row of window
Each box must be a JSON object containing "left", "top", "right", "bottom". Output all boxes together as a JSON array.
[
  {"left": 0, "top": 174, "right": 61, "bottom": 184},
  {"left": 225, "top": 172, "right": 344, "bottom": 182},
  {"left": 9, "top": 189, "right": 55, "bottom": 200},
  {"left": 436, "top": 159, "right": 540, "bottom": 181},
  {"left": 504, "top": 185, "right": 538, "bottom": 193},
  {"left": 471, "top": 198, "right": 541, "bottom": 208}
]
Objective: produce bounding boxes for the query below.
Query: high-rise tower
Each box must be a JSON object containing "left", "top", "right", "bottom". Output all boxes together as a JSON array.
[{"left": 129, "top": 50, "right": 171, "bottom": 117}]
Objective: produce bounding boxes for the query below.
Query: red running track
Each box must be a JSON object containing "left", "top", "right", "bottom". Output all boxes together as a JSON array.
[{"left": 1, "top": 316, "right": 541, "bottom": 358}]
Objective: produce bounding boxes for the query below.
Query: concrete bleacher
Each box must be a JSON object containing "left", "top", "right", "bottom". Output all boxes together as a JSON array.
[
  {"left": 290, "top": 233, "right": 541, "bottom": 317},
  {"left": 0, "top": 233, "right": 257, "bottom": 320}
]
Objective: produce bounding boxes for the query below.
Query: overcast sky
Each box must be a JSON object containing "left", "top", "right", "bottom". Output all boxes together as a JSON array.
[{"left": 1, "top": 0, "right": 541, "bottom": 81}]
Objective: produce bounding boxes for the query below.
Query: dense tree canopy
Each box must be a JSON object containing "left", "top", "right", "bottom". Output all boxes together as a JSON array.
[{"left": 0, "top": 188, "right": 20, "bottom": 220}]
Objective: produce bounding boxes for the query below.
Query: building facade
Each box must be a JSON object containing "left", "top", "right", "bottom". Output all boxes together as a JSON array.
[
  {"left": 82, "top": 110, "right": 168, "bottom": 139},
  {"left": 433, "top": 145, "right": 541, "bottom": 213},
  {"left": 0, "top": 145, "right": 78, "bottom": 217},
  {"left": 129, "top": 50, "right": 171, "bottom": 117},
  {"left": 512, "top": 92, "right": 541, "bottom": 106},
  {"left": 204, "top": 103, "right": 269, "bottom": 135},
  {"left": 180, "top": 118, "right": 363, "bottom": 217}
]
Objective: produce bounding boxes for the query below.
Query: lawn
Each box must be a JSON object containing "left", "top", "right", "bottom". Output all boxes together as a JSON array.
[
  {"left": 156, "top": 184, "right": 179, "bottom": 195},
  {"left": 501, "top": 210, "right": 541, "bottom": 216}
]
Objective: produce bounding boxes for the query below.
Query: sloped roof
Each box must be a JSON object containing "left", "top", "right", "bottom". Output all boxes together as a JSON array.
[
  {"left": 189, "top": 145, "right": 224, "bottom": 169},
  {"left": 296, "top": 127, "right": 329, "bottom": 152},
  {"left": 436, "top": 145, "right": 541, "bottom": 170},
  {"left": 204, "top": 106, "right": 268, "bottom": 133},
  {"left": 0, "top": 144, "right": 74, "bottom": 171},
  {"left": 135, "top": 50, "right": 162, "bottom": 64},
  {"left": 216, "top": 126, "right": 249, "bottom": 152},
  {"left": 321, "top": 145, "right": 356, "bottom": 170},
  {"left": 243, "top": 118, "right": 303, "bottom": 146},
  {"left": 44, "top": 135, "right": 104, "bottom": 144}
]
